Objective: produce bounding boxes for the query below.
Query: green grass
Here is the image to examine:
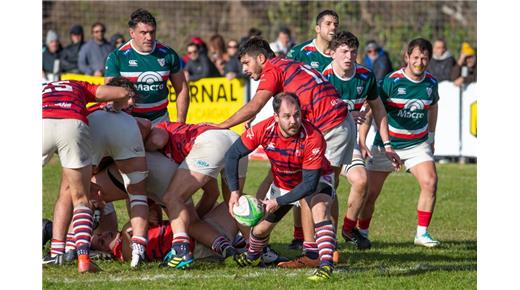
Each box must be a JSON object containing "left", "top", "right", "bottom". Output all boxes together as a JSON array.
[{"left": 43, "top": 158, "right": 476, "bottom": 289}]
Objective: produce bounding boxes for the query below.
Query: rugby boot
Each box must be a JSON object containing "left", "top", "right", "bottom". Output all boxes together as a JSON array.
[
  {"left": 307, "top": 265, "right": 333, "bottom": 282},
  {"left": 342, "top": 227, "right": 372, "bottom": 250}
]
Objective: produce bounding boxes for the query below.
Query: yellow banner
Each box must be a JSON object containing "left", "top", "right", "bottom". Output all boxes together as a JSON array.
[{"left": 60, "top": 74, "right": 246, "bottom": 133}]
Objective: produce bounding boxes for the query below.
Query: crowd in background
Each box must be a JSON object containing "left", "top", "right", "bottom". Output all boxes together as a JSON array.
[{"left": 43, "top": 23, "right": 477, "bottom": 86}]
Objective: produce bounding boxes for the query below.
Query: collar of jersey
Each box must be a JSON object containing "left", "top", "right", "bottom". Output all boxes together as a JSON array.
[
  {"left": 401, "top": 68, "right": 426, "bottom": 83},
  {"left": 332, "top": 63, "right": 356, "bottom": 81},
  {"left": 130, "top": 40, "right": 156, "bottom": 55},
  {"left": 311, "top": 38, "right": 332, "bottom": 58}
]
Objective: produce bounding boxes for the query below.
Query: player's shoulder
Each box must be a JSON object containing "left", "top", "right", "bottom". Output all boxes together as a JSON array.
[
  {"left": 155, "top": 41, "right": 178, "bottom": 56},
  {"left": 322, "top": 62, "right": 334, "bottom": 78},
  {"left": 423, "top": 70, "right": 438, "bottom": 85},
  {"left": 301, "top": 121, "right": 324, "bottom": 141},
  {"left": 287, "top": 39, "right": 313, "bottom": 58}
]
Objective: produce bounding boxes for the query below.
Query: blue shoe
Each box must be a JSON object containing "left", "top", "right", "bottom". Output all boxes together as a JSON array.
[{"left": 163, "top": 243, "right": 193, "bottom": 269}]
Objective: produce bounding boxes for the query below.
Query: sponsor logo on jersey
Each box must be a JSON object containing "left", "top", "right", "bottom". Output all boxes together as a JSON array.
[
  {"left": 397, "top": 88, "right": 407, "bottom": 95},
  {"left": 136, "top": 71, "right": 164, "bottom": 91},
  {"left": 157, "top": 58, "right": 166, "bottom": 67},
  {"left": 56, "top": 102, "right": 72, "bottom": 108},
  {"left": 342, "top": 99, "right": 355, "bottom": 111},
  {"left": 195, "top": 160, "right": 210, "bottom": 168},
  {"left": 129, "top": 60, "right": 138, "bottom": 67},
  {"left": 266, "top": 142, "right": 276, "bottom": 150},
  {"left": 426, "top": 87, "right": 432, "bottom": 97},
  {"left": 310, "top": 61, "right": 319, "bottom": 68},
  {"left": 246, "top": 128, "right": 254, "bottom": 139},
  {"left": 357, "top": 86, "right": 363, "bottom": 95},
  {"left": 295, "top": 149, "right": 302, "bottom": 157},
  {"left": 397, "top": 99, "right": 425, "bottom": 119},
  {"left": 312, "top": 148, "right": 320, "bottom": 155}
]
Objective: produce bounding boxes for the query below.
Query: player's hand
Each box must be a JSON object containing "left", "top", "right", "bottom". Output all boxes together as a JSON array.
[
  {"left": 228, "top": 191, "right": 241, "bottom": 217},
  {"left": 261, "top": 198, "right": 279, "bottom": 214},
  {"left": 384, "top": 147, "right": 401, "bottom": 171},
  {"left": 352, "top": 111, "right": 367, "bottom": 125},
  {"left": 359, "top": 143, "right": 373, "bottom": 160}
]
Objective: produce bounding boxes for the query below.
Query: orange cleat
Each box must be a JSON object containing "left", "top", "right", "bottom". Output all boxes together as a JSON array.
[
  {"left": 78, "top": 254, "right": 101, "bottom": 273},
  {"left": 277, "top": 255, "right": 319, "bottom": 268},
  {"left": 333, "top": 250, "right": 340, "bottom": 264}
]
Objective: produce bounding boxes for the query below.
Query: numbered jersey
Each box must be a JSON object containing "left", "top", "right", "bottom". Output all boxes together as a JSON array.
[
  {"left": 257, "top": 57, "right": 348, "bottom": 132},
  {"left": 322, "top": 63, "right": 378, "bottom": 111},
  {"left": 105, "top": 40, "right": 181, "bottom": 121},
  {"left": 287, "top": 39, "right": 332, "bottom": 72},
  {"left": 42, "top": 80, "right": 98, "bottom": 124},
  {"left": 374, "top": 69, "right": 439, "bottom": 149}
]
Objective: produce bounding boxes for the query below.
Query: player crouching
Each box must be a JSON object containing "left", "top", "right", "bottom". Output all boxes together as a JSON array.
[{"left": 225, "top": 92, "right": 337, "bottom": 281}]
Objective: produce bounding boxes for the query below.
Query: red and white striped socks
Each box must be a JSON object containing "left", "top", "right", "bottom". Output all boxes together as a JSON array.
[
  {"left": 72, "top": 205, "right": 94, "bottom": 256},
  {"left": 247, "top": 232, "right": 269, "bottom": 260},
  {"left": 65, "top": 233, "right": 76, "bottom": 253},
  {"left": 303, "top": 241, "right": 319, "bottom": 259},
  {"left": 50, "top": 239, "right": 65, "bottom": 257},
  {"left": 315, "top": 221, "right": 336, "bottom": 269}
]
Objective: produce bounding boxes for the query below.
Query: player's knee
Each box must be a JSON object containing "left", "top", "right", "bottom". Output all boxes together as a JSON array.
[{"left": 420, "top": 176, "right": 437, "bottom": 193}]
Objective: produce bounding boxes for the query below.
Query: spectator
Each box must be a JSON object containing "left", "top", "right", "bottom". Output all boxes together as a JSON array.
[
  {"left": 42, "top": 30, "right": 62, "bottom": 81},
  {"left": 427, "top": 39, "right": 456, "bottom": 82},
  {"left": 182, "top": 36, "right": 207, "bottom": 64},
  {"left": 451, "top": 42, "right": 477, "bottom": 86},
  {"left": 59, "top": 25, "right": 84, "bottom": 74},
  {"left": 239, "top": 27, "right": 262, "bottom": 45},
  {"left": 269, "top": 27, "right": 295, "bottom": 57},
  {"left": 110, "top": 33, "right": 125, "bottom": 49},
  {"left": 223, "top": 39, "right": 243, "bottom": 80},
  {"left": 78, "top": 22, "right": 112, "bottom": 76},
  {"left": 208, "top": 34, "right": 228, "bottom": 75},
  {"left": 362, "top": 40, "right": 393, "bottom": 81},
  {"left": 184, "top": 43, "right": 220, "bottom": 81}
]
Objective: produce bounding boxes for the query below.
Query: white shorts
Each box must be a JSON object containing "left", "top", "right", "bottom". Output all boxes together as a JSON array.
[
  {"left": 144, "top": 151, "right": 179, "bottom": 204},
  {"left": 323, "top": 114, "right": 356, "bottom": 167},
  {"left": 179, "top": 130, "right": 248, "bottom": 179},
  {"left": 267, "top": 173, "right": 336, "bottom": 206},
  {"left": 88, "top": 110, "right": 145, "bottom": 166},
  {"left": 42, "top": 118, "right": 92, "bottom": 168},
  {"left": 366, "top": 142, "right": 434, "bottom": 172}
]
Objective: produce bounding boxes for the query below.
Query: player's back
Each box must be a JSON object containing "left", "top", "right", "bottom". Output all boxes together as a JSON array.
[
  {"left": 286, "top": 39, "right": 332, "bottom": 72},
  {"left": 42, "top": 80, "right": 97, "bottom": 123},
  {"left": 266, "top": 57, "right": 348, "bottom": 132}
]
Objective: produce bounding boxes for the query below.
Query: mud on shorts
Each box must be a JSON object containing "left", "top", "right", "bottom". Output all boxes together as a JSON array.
[
  {"left": 366, "top": 141, "right": 434, "bottom": 172},
  {"left": 42, "top": 118, "right": 92, "bottom": 168},
  {"left": 179, "top": 130, "right": 248, "bottom": 179}
]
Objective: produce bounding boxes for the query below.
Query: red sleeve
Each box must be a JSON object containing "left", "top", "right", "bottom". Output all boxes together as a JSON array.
[
  {"left": 79, "top": 81, "right": 99, "bottom": 103},
  {"left": 302, "top": 125, "right": 327, "bottom": 170},
  {"left": 240, "top": 119, "right": 268, "bottom": 150},
  {"left": 257, "top": 64, "right": 283, "bottom": 94}
]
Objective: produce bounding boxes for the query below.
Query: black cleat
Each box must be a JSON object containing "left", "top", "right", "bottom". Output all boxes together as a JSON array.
[
  {"left": 262, "top": 245, "right": 289, "bottom": 265},
  {"left": 287, "top": 239, "right": 303, "bottom": 250},
  {"left": 64, "top": 249, "right": 77, "bottom": 263},
  {"left": 342, "top": 228, "right": 372, "bottom": 250},
  {"left": 42, "top": 219, "right": 53, "bottom": 247},
  {"left": 42, "top": 253, "right": 63, "bottom": 265}
]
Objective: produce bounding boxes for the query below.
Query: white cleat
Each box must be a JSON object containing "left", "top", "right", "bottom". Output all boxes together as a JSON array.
[
  {"left": 130, "top": 242, "right": 146, "bottom": 268},
  {"left": 414, "top": 232, "right": 440, "bottom": 248}
]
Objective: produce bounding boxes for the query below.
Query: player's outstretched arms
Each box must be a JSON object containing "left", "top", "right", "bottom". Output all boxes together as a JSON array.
[{"left": 144, "top": 127, "right": 169, "bottom": 151}]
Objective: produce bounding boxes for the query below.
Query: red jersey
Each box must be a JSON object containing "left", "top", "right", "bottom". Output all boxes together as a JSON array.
[
  {"left": 257, "top": 57, "right": 348, "bottom": 132},
  {"left": 241, "top": 117, "right": 332, "bottom": 190},
  {"left": 156, "top": 122, "right": 221, "bottom": 164},
  {"left": 146, "top": 222, "right": 173, "bottom": 261},
  {"left": 42, "top": 80, "right": 98, "bottom": 124}
]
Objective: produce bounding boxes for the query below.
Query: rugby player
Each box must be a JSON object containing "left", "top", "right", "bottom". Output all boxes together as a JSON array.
[
  {"left": 323, "top": 31, "right": 400, "bottom": 250},
  {"left": 42, "top": 78, "right": 135, "bottom": 272},
  {"left": 105, "top": 8, "right": 189, "bottom": 125},
  {"left": 144, "top": 121, "right": 249, "bottom": 269},
  {"left": 358, "top": 38, "right": 441, "bottom": 247},
  {"left": 225, "top": 92, "right": 337, "bottom": 281}
]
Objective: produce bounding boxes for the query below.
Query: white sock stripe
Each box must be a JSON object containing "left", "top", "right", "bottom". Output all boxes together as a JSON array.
[
  {"left": 318, "top": 241, "right": 335, "bottom": 248},
  {"left": 316, "top": 236, "right": 335, "bottom": 243},
  {"left": 132, "top": 236, "right": 148, "bottom": 243},
  {"left": 73, "top": 225, "right": 93, "bottom": 232},
  {"left": 73, "top": 205, "right": 91, "bottom": 211},
  {"left": 73, "top": 218, "right": 93, "bottom": 224},
  {"left": 130, "top": 200, "right": 149, "bottom": 208},
  {"left": 316, "top": 229, "right": 335, "bottom": 236},
  {"left": 173, "top": 232, "right": 189, "bottom": 238}
]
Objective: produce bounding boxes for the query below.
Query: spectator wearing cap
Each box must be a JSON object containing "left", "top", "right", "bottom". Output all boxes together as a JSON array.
[
  {"left": 451, "top": 42, "right": 477, "bottom": 86},
  {"left": 184, "top": 42, "right": 220, "bottom": 82},
  {"left": 362, "top": 40, "right": 393, "bottom": 81},
  {"left": 42, "top": 30, "right": 62, "bottom": 81},
  {"left": 110, "top": 33, "right": 125, "bottom": 49},
  {"left": 427, "top": 39, "right": 456, "bottom": 82},
  {"left": 78, "top": 22, "right": 112, "bottom": 76},
  {"left": 269, "top": 27, "right": 295, "bottom": 57},
  {"left": 59, "top": 25, "right": 84, "bottom": 74}
]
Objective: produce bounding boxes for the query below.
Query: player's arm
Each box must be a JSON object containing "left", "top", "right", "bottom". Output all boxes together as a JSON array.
[
  {"left": 274, "top": 169, "right": 321, "bottom": 207},
  {"left": 216, "top": 90, "right": 273, "bottom": 129},
  {"left": 427, "top": 103, "right": 438, "bottom": 153},
  {"left": 144, "top": 127, "right": 169, "bottom": 151},
  {"left": 94, "top": 85, "right": 135, "bottom": 102},
  {"left": 170, "top": 71, "right": 189, "bottom": 123},
  {"left": 367, "top": 97, "right": 401, "bottom": 168},
  {"left": 358, "top": 110, "right": 374, "bottom": 159},
  {"left": 224, "top": 138, "right": 255, "bottom": 215}
]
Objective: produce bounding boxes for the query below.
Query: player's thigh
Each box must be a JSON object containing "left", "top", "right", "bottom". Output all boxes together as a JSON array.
[
  {"left": 53, "top": 119, "right": 92, "bottom": 169},
  {"left": 164, "top": 168, "right": 211, "bottom": 203},
  {"left": 145, "top": 152, "right": 179, "bottom": 204},
  {"left": 366, "top": 170, "right": 391, "bottom": 198},
  {"left": 323, "top": 114, "right": 356, "bottom": 167},
  {"left": 62, "top": 165, "right": 92, "bottom": 198},
  {"left": 346, "top": 165, "right": 368, "bottom": 187},
  {"left": 409, "top": 160, "right": 438, "bottom": 190}
]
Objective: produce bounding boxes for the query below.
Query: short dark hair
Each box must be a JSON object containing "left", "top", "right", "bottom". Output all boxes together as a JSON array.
[
  {"left": 128, "top": 9, "right": 156, "bottom": 28},
  {"left": 91, "top": 22, "right": 105, "bottom": 33},
  {"left": 407, "top": 38, "right": 433, "bottom": 60},
  {"left": 279, "top": 27, "right": 291, "bottom": 36},
  {"left": 330, "top": 31, "right": 359, "bottom": 51},
  {"left": 316, "top": 9, "right": 339, "bottom": 25},
  {"left": 107, "top": 77, "right": 137, "bottom": 96},
  {"left": 273, "top": 92, "right": 301, "bottom": 114},
  {"left": 187, "top": 42, "right": 199, "bottom": 51},
  {"left": 238, "top": 37, "right": 275, "bottom": 60}
]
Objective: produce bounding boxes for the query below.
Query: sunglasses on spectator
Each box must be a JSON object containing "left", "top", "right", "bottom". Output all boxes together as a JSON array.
[
  {"left": 228, "top": 44, "right": 238, "bottom": 49},
  {"left": 187, "top": 50, "right": 198, "bottom": 54}
]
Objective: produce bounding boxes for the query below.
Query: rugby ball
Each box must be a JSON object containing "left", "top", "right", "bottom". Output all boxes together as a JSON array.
[{"left": 232, "top": 195, "right": 265, "bottom": 227}]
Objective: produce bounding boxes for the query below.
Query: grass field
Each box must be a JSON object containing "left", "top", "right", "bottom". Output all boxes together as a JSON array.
[{"left": 42, "top": 158, "right": 476, "bottom": 289}]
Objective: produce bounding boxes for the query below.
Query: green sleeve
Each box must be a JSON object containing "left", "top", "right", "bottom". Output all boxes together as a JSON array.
[
  {"left": 366, "top": 72, "right": 378, "bottom": 100},
  {"left": 377, "top": 78, "right": 390, "bottom": 102},
  {"left": 104, "top": 51, "right": 120, "bottom": 77},
  {"left": 286, "top": 46, "right": 299, "bottom": 60},
  {"left": 431, "top": 82, "right": 440, "bottom": 105},
  {"left": 168, "top": 48, "right": 181, "bottom": 74}
]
